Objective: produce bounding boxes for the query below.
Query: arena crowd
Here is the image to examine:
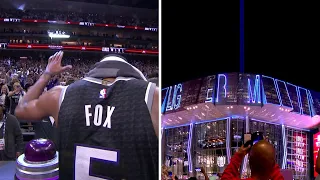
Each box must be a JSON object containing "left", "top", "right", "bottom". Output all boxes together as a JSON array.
[{"left": 0, "top": 8, "right": 157, "bottom": 28}]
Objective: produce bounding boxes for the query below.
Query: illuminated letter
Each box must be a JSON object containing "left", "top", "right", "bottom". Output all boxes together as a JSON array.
[
  {"left": 216, "top": 74, "right": 227, "bottom": 102},
  {"left": 287, "top": 83, "right": 302, "bottom": 114},
  {"left": 172, "top": 84, "right": 183, "bottom": 110},
  {"left": 205, "top": 88, "right": 213, "bottom": 103},
  {"left": 298, "top": 87, "right": 311, "bottom": 116},
  {"left": 276, "top": 80, "right": 293, "bottom": 109},
  {"left": 307, "top": 90, "right": 316, "bottom": 117},
  {"left": 166, "top": 86, "right": 173, "bottom": 111},
  {"left": 161, "top": 87, "right": 169, "bottom": 113},
  {"left": 247, "top": 75, "right": 261, "bottom": 103}
]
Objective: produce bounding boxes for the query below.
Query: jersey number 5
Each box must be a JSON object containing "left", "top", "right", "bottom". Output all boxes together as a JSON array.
[{"left": 74, "top": 145, "right": 118, "bottom": 180}]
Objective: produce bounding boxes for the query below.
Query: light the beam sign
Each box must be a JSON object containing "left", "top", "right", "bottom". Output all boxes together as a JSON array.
[{"left": 292, "top": 132, "right": 307, "bottom": 173}]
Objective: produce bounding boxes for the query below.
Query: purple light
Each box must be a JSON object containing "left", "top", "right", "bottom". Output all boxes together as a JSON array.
[
  {"left": 187, "top": 123, "right": 194, "bottom": 172},
  {"left": 226, "top": 117, "right": 231, "bottom": 163},
  {"left": 194, "top": 117, "right": 230, "bottom": 125},
  {"left": 281, "top": 125, "right": 287, "bottom": 169}
]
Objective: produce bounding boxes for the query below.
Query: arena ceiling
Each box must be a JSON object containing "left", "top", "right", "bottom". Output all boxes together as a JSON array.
[{"left": 66, "top": 0, "right": 158, "bottom": 9}]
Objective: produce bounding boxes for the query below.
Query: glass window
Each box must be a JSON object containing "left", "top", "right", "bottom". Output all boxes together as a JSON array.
[{"left": 194, "top": 120, "right": 227, "bottom": 176}]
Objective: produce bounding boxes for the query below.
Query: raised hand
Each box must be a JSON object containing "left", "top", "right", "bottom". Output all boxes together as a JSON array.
[{"left": 45, "top": 51, "right": 72, "bottom": 76}]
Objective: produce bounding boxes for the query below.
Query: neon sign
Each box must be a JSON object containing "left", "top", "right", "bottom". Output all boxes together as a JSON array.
[
  {"left": 217, "top": 156, "right": 226, "bottom": 167},
  {"left": 275, "top": 79, "right": 293, "bottom": 109},
  {"left": 187, "top": 123, "right": 194, "bottom": 172},
  {"left": 262, "top": 76, "right": 313, "bottom": 116},
  {"left": 205, "top": 88, "right": 213, "bottom": 103},
  {"left": 247, "top": 75, "right": 261, "bottom": 103},
  {"left": 216, "top": 74, "right": 262, "bottom": 104},
  {"left": 216, "top": 74, "right": 227, "bottom": 102},
  {"left": 161, "top": 84, "right": 183, "bottom": 113},
  {"left": 314, "top": 132, "right": 320, "bottom": 177},
  {"left": 293, "top": 133, "right": 306, "bottom": 173}
]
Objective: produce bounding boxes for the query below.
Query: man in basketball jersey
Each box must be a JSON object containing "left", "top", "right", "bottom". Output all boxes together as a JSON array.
[{"left": 15, "top": 51, "right": 159, "bottom": 180}]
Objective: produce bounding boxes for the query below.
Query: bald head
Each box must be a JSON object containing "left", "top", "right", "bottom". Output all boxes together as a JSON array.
[{"left": 249, "top": 140, "right": 276, "bottom": 179}]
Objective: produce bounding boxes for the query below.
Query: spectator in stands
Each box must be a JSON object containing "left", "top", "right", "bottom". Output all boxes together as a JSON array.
[
  {"left": 148, "top": 72, "right": 158, "bottom": 86},
  {"left": 0, "top": 54, "right": 158, "bottom": 99},
  {"left": 0, "top": 8, "right": 158, "bottom": 28},
  {"left": 0, "top": 85, "right": 9, "bottom": 107},
  {"left": 221, "top": 140, "right": 284, "bottom": 180},
  {"left": 8, "top": 77, "right": 19, "bottom": 91},
  {"left": 46, "top": 75, "right": 59, "bottom": 90},
  {"left": 8, "top": 82, "right": 26, "bottom": 115},
  {"left": 187, "top": 167, "right": 209, "bottom": 180},
  {"left": 5, "top": 70, "right": 12, "bottom": 85},
  {"left": 0, "top": 105, "right": 23, "bottom": 160},
  {"left": 66, "top": 79, "right": 75, "bottom": 85}
]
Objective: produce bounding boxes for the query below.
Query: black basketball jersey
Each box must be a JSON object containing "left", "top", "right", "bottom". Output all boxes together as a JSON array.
[{"left": 57, "top": 77, "right": 158, "bottom": 180}]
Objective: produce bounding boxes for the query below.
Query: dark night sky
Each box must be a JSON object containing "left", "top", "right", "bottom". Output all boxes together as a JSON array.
[{"left": 162, "top": 1, "right": 319, "bottom": 91}]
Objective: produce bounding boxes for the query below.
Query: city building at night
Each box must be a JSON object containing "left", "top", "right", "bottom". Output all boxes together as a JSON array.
[{"left": 161, "top": 73, "right": 320, "bottom": 180}]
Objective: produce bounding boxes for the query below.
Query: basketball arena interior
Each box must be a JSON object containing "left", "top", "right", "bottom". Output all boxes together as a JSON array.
[{"left": 161, "top": 73, "right": 320, "bottom": 180}]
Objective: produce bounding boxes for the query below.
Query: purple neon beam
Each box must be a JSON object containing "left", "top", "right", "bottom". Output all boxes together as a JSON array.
[{"left": 187, "top": 123, "right": 194, "bottom": 172}]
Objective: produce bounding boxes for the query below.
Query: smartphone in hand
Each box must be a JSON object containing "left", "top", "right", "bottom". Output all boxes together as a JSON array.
[{"left": 243, "top": 133, "right": 252, "bottom": 147}]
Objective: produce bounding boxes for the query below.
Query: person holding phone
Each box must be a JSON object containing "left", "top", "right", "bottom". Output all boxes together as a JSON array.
[
  {"left": 221, "top": 140, "right": 284, "bottom": 180},
  {"left": 8, "top": 82, "right": 26, "bottom": 115}
]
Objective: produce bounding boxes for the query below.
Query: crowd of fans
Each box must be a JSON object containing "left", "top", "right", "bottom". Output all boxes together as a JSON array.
[
  {"left": 0, "top": 8, "right": 157, "bottom": 27},
  {"left": 0, "top": 53, "right": 158, "bottom": 112}
]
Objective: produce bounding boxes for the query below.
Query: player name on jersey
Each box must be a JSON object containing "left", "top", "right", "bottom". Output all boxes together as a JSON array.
[{"left": 84, "top": 105, "right": 115, "bottom": 128}]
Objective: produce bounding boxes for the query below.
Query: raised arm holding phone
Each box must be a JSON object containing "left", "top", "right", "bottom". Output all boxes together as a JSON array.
[{"left": 221, "top": 139, "right": 284, "bottom": 180}]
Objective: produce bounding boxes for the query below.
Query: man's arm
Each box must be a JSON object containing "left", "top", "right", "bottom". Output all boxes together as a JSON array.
[
  {"left": 269, "top": 164, "right": 285, "bottom": 180},
  {"left": 20, "top": 72, "right": 51, "bottom": 104},
  {"left": 200, "top": 167, "right": 210, "bottom": 180},
  {"left": 151, "top": 87, "right": 159, "bottom": 138},
  {"left": 221, "top": 152, "right": 244, "bottom": 180},
  {"left": 15, "top": 51, "right": 71, "bottom": 123},
  {"left": 15, "top": 86, "right": 61, "bottom": 122},
  {"left": 221, "top": 145, "right": 250, "bottom": 180}
]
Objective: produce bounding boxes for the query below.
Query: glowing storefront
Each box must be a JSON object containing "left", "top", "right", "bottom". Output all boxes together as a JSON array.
[{"left": 161, "top": 73, "right": 320, "bottom": 180}]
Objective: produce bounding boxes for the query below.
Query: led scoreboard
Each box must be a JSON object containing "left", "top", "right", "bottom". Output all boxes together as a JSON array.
[{"left": 162, "top": 73, "right": 320, "bottom": 117}]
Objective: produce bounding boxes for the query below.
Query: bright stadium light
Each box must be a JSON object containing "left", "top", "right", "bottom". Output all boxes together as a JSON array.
[{"left": 48, "top": 31, "right": 70, "bottom": 39}]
